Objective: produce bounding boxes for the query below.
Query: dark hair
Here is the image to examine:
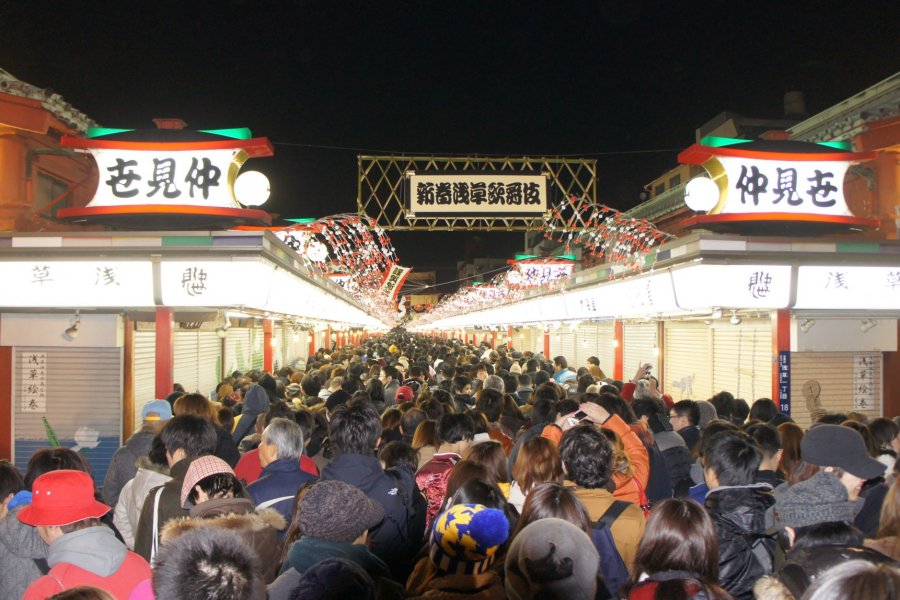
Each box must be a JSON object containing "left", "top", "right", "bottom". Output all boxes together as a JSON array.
[
  {"left": 534, "top": 382, "right": 562, "bottom": 404},
  {"left": 293, "top": 409, "right": 315, "bottom": 445},
  {"left": 533, "top": 370, "right": 551, "bottom": 387},
  {"left": 379, "top": 441, "right": 419, "bottom": 472},
  {"left": 512, "top": 436, "right": 562, "bottom": 493},
  {"left": 153, "top": 527, "right": 266, "bottom": 600},
  {"left": 777, "top": 422, "right": 804, "bottom": 480},
  {"left": 553, "top": 356, "right": 568, "bottom": 370},
  {"left": 148, "top": 434, "right": 169, "bottom": 468},
  {"left": 703, "top": 431, "right": 760, "bottom": 486},
  {"left": 870, "top": 418, "right": 900, "bottom": 451},
  {"left": 530, "top": 397, "right": 554, "bottom": 426},
  {"left": 791, "top": 521, "right": 864, "bottom": 552},
  {"left": 0, "top": 460, "right": 25, "bottom": 499},
  {"left": 161, "top": 415, "right": 218, "bottom": 461},
  {"left": 446, "top": 478, "right": 518, "bottom": 533},
  {"left": 400, "top": 408, "right": 426, "bottom": 436},
  {"left": 328, "top": 401, "right": 381, "bottom": 455},
  {"left": 217, "top": 407, "right": 235, "bottom": 433},
  {"left": 365, "top": 378, "right": 386, "bottom": 406},
  {"left": 594, "top": 392, "right": 637, "bottom": 424},
  {"left": 46, "top": 586, "right": 116, "bottom": 600},
  {"left": 452, "top": 375, "right": 472, "bottom": 394},
  {"left": 745, "top": 422, "right": 782, "bottom": 459},
  {"left": 437, "top": 413, "right": 475, "bottom": 445},
  {"left": 301, "top": 372, "right": 323, "bottom": 398},
  {"left": 188, "top": 473, "right": 244, "bottom": 505},
  {"left": 698, "top": 419, "right": 740, "bottom": 458},
  {"left": 476, "top": 388, "right": 504, "bottom": 423},
  {"left": 512, "top": 482, "right": 590, "bottom": 538},
  {"left": 464, "top": 440, "right": 509, "bottom": 484},
  {"left": 264, "top": 401, "right": 295, "bottom": 427},
  {"left": 517, "top": 373, "right": 532, "bottom": 388},
  {"left": 625, "top": 498, "right": 723, "bottom": 595},
  {"left": 549, "top": 398, "right": 580, "bottom": 421},
  {"left": 709, "top": 391, "right": 735, "bottom": 421},
  {"left": 381, "top": 365, "right": 398, "bottom": 381},
  {"left": 576, "top": 374, "right": 596, "bottom": 394},
  {"left": 559, "top": 425, "right": 614, "bottom": 489},
  {"left": 420, "top": 397, "right": 447, "bottom": 422},
  {"left": 671, "top": 400, "right": 700, "bottom": 427},
  {"left": 59, "top": 517, "right": 104, "bottom": 535},
  {"left": 25, "top": 448, "right": 91, "bottom": 491},
  {"left": 632, "top": 398, "right": 666, "bottom": 420},
  {"left": 381, "top": 408, "right": 402, "bottom": 432},
  {"left": 443, "top": 462, "right": 489, "bottom": 506},
  {"left": 733, "top": 399, "right": 750, "bottom": 424},
  {"left": 749, "top": 398, "right": 777, "bottom": 423}
]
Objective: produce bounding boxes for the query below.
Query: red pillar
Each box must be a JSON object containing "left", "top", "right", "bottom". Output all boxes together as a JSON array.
[
  {"left": 507, "top": 326, "right": 513, "bottom": 350},
  {"left": 325, "top": 326, "right": 332, "bottom": 350},
  {"left": 491, "top": 331, "right": 497, "bottom": 349},
  {"left": 543, "top": 328, "right": 550, "bottom": 358},
  {"left": 772, "top": 309, "right": 791, "bottom": 410},
  {"left": 263, "top": 319, "right": 273, "bottom": 373},
  {"left": 155, "top": 308, "right": 174, "bottom": 400},
  {"left": 308, "top": 330, "right": 316, "bottom": 358},
  {"left": 613, "top": 320, "right": 624, "bottom": 380}
]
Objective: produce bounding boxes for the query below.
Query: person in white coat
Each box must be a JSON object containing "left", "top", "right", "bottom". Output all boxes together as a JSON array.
[{"left": 113, "top": 435, "right": 171, "bottom": 549}]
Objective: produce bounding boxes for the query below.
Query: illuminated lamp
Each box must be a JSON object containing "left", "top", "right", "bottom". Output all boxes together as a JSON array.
[
  {"left": 234, "top": 171, "right": 271, "bottom": 207},
  {"left": 711, "top": 307, "right": 723, "bottom": 319},
  {"left": 730, "top": 310, "right": 742, "bottom": 325},
  {"left": 684, "top": 177, "right": 720, "bottom": 213},
  {"left": 799, "top": 319, "right": 815, "bottom": 333}
]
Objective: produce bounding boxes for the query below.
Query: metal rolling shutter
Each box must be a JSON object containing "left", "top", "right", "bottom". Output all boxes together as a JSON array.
[
  {"left": 272, "top": 330, "right": 284, "bottom": 371},
  {"left": 132, "top": 331, "right": 156, "bottom": 433},
  {"left": 594, "top": 322, "right": 616, "bottom": 378},
  {"left": 250, "top": 328, "right": 264, "bottom": 371},
  {"left": 13, "top": 347, "right": 122, "bottom": 489},
  {"left": 623, "top": 322, "right": 658, "bottom": 381},
  {"left": 197, "top": 332, "right": 222, "bottom": 398},
  {"left": 789, "top": 352, "right": 882, "bottom": 430},
  {"left": 665, "top": 321, "right": 713, "bottom": 401},
  {"left": 174, "top": 332, "right": 200, "bottom": 393},
  {"left": 574, "top": 324, "right": 597, "bottom": 369},
  {"left": 226, "top": 328, "right": 252, "bottom": 374},
  {"left": 711, "top": 319, "right": 772, "bottom": 402}
]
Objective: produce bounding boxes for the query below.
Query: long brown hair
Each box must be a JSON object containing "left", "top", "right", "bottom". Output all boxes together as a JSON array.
[
  {"left": 411, "top": 419, "right": 438, "bottom": 450},
  {"left": 512, "top": 482, "right": 591, "bottom": 538},
  {"left": 463, "top": 440, "right": 509, "bottom": 484},
  {"left": 631, "top": 498, "right": 720, "bottom": 582},
  {"left": 511, "top": 436, "right": 562, "bottom": 493},
  {"left": 876, "top": 477, "right": 900, "bottom": 539},
  {"left": 777, "top": 422, "right": 804, "bottom": 480},
  {"left": 173, "top": 393, "right": 220, "bottom": 426}
]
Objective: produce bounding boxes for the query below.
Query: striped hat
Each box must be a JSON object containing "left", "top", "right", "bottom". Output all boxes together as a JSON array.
[
  {"left": 429, "top": 504, "right": 509, "bottom": 575},
  {"left": 181, "top": 455, "right": 235, "bottom": 508}
]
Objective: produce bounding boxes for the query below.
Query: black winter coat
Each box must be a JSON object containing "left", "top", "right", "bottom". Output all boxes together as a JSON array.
[{"left": 705, "top": 484, "right": 776, "bottom": 600}]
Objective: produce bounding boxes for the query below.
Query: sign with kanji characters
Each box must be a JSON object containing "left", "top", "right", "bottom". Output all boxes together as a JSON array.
[
  {"left": 778, "top": 351, "right": 791, "bottom": 415},
  {"left": 407, "top": 173, "right": 548, "bottom": 215},
  {"left": 380, "top": 264, "right": 412, "bottom": 300},
  {"left": 795, "top": 266, "right": 900, "bottom": 310},
  {"left": 506, "top": 259, "right": 573, "bottom": 289},
  {"left": 0, "top": 261, "right": 154, "bottom": 307},
  {"left": 21, "top": 353, "right": 47, "bottom": 413},
  {"left": 670, "top": 264, "right": 792, "bottom": 309},
  {"left": 852, "top": 353, "right": 878, "bottom": 411}
]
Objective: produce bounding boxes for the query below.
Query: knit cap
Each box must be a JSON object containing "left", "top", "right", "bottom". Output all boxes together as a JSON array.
[
  {"left": 773, "top": 471, "right": 859, "bottom": 528},
  {"left": 429, "top": 504, "right": 509, "bottom": 575},
  {"left": 696, "top": 400, "right": 717, "bottom": 429},
  {"left": 505, "top": 518, "right": 599, "bottom": 600},
  {"left": 298, "top": 480, "right": 384, "bottom": 542},
  {"left": 291, "top": 558, "right": 375, "bottom": 600},
  {"left": 181, "top": 455, "right": 235, "bottom": 508}
]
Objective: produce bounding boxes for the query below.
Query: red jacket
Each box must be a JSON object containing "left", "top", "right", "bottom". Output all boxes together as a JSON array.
[
  {"left": 233, "top": 448, "right": 319, "bottom": 484},
  {"left": 415, "top": 452, "right": 460, "bottom": 530},
  {"left": 23, "top": 551, "right": 150, "bottom": 600}
]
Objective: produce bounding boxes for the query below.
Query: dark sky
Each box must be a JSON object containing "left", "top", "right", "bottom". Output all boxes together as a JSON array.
[{"left": 2, "top": 1, "right": 898, "bottom": 287}]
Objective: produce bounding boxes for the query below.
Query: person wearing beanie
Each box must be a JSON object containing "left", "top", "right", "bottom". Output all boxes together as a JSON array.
[
  {"left": 160, "top": 455, "right": 285, "bottom": 583},
  {"left": 406, "top": 504, "right": 509, "bottom": 599},
  {"left": 279, "top": 480, "right": 389, "bottom": 580},
  {"left": 18, "top": 470, "right": 151, "bottom": 599},
  {"left": 696, "top": 400, "right": 718, "bottom": 430},
  {"left": 505, "top": 518, "right": 600, "bottom": 600},
  {"left": 101, "top": 399, "right": 173, "bottom": 508},
  {"left": 754, "top": 470, "right": 894, "bottom": 600},
  {"left": 258, "top": 373, "right": 280, "bottom": 403}
]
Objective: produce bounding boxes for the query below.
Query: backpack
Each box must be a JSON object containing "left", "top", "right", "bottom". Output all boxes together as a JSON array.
[
  {"left": 591, "top": 500, "right": 631, "bottom": 597},
  {"left": 644, "top": 442, "right": 674, "bottom": 504},
  {"left": 383, "top": 467, "right": 427, "bottom": 550}
]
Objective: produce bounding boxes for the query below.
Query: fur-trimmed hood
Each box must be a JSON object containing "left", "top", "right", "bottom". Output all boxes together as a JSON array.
[
  {"left": 133, "top": 455, "right": 170, "bottom": 475},
  {"left": 161, "top": 502, "right": 287, "bottom": 543}
]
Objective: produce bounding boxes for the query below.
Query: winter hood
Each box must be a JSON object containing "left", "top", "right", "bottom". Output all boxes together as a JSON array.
[{"left": 49, "top": 526, "right": 127, "bottom": 577}]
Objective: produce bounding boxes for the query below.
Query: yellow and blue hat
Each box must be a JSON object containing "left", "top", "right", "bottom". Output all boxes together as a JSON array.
[{"left": 429, "top": 503, "right": 509, "bottom": 575}]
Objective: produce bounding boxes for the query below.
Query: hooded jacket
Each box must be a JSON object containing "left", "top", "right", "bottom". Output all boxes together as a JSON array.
[
  {"left": 133, "top": 457, "right": 193, "bottom": 561},
  {"left": 321, "top": 452, "right": 426, "bottom": 581},
  {"left": 281, "top": 536, "right": 391, "bottom": 580},
  {"left": 705, "top": 484, "right": 776, "bottom": 600},
  {"left": 161, "top": 497, "right": 286, "bottom": 583},
  {"left": 232, "top": 384, "right": 269, "bottom": 444},
  {"left": 102, "top": 429, "right": 155, "bottom": 506},
  {"left": 0, "top": 503, "right": 48, "bottom": 599},
  {"left": 113, "top": 456, "right": 172, "bottom": 549},
  {"left": 23, "top": 526, "right": 151, "bottom": 600}
]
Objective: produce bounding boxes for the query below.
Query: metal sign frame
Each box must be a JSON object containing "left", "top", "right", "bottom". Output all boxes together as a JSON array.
[{"left": 358, "top": 155, "right": 597, "bottom": 231}]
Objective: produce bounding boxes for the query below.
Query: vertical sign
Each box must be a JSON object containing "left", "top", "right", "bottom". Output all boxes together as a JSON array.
[
  {"left": 778, "top": 351, "right": 790, "bottom": 415},
  {"left": 853, "top": 353, "right": 877, "bottom": 410},
  {"left": 21, "top": 352, "right": 47, "bottom": 413}
]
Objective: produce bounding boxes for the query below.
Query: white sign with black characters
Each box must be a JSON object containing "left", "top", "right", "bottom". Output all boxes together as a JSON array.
[{"left": 407, "top": 173, "right": 548, "bottom": 215}]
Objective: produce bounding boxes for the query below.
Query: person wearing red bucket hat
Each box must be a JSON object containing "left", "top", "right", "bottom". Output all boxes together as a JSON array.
[{"left": 18, "top": 470, "right": 151, "bottom": 600}]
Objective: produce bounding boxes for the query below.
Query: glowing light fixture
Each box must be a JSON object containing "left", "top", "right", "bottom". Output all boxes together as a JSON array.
[{"left": 234, "top": 171, "right": 271, "bottom": 207}]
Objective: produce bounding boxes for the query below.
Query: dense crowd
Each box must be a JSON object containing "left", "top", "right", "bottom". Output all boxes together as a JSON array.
[{"left": 2, "top": 332, "right": 900, "bottom": 599}]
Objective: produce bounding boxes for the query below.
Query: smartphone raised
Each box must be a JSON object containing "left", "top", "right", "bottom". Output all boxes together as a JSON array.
[{"left": 566, "top": 410, "right": 589, "bottom": 427}]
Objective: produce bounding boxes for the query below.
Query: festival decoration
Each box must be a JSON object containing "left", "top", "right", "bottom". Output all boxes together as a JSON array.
[{"left": 543, "top": 195, "right": 673, "bottom": 274}]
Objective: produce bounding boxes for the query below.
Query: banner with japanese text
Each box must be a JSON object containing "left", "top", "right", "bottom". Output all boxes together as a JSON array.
[
  {"left": 407, "top": 173, "right": 548, "bottom": 215},
  {"left": 380, "top": 265, "right": 411, "bottom": 301}
]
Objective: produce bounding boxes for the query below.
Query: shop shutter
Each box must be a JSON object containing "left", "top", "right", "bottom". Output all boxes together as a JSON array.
[
  {"left": 711, "top": 319, "right": 772, "bottom": 402},
  {"left": 132, "top": 331, "right": 156, "bottom": 434},
  {"left": 226, "top": 328, "right": 252, "bottom": 374},
  {"left": 559, "top": 330, "right": 576, "bottom": 365},
  {"left": 272, "top": 330, "right": 284, "bottom": 371},
  {"left": 789, "top": 352, "right": 882, "bottom": 429},
  {"left": 174, "top": 332, "right": 200, "bottom": 393},
  {"left": 250, "top": 328, "right": 264, "bottom": 371},
  {"left": 594, "top": 322, "right": 616, "bottom": 378},
  {"left": 197, "top": 332, "right": 222, "bottom": 398},
  {"left": 623, "top": 322, "right": 658, "bottom": 381},
  {"left": 574, "top": 324, "right": 597, "bottom": 369},
  {"left": 14, "top": 347, "right": 122, "bottom": 489},
  {"left": 665, "top": 321, "right": 713, "bottom": 401}
]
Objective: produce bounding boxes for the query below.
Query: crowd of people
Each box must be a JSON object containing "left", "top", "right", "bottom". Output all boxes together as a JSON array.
[{"left": 2, "top": 332, "right": 900, "bottom": 599}]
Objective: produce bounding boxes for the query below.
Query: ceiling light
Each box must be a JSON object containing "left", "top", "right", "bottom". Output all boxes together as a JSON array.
[
  {"left": 860, "top": 319, "right": 877, "bottom": 333},
  {"left": 64, "top": 310, "right": 81, "bottom": 339},
  {"left": 711, "top": 307, "right": 723, "bottom": 319},
  {"left": 800, "top": 319, "right": 815, "bottom": 333},
  {"left": 729, "top": 310, "right": 742, "bottom": 325}
]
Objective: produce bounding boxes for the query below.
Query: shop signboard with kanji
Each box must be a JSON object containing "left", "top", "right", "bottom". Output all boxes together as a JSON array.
[{"left": 406, "top": 173, "right": 548, "bottom": 216}]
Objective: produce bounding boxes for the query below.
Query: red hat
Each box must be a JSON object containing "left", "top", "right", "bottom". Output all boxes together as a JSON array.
[
  {"left": 396, "top": 386, "right": 415, "bottom": 401},
  {"left": 18, "top": 470, "right": 109, "bottom": 527}
]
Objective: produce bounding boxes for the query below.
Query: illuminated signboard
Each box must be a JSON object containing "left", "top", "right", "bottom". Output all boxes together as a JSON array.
[
  {"left": 678, "top": 140, "right": 877, "bottom": 229},
  {"left": 506, "top": 259, "right": 574, "bottom": 289},
  {"left": 0, "top": 261, "right": 154, "bottom": 307},
  {"left": 671, "top": 264, "right": 792, "bottom": 309},
  {"left": 795, "top": 266, "right": 900, "bottom": 310},
  {"left": 407, "top": 173, "right": 548, "bottom": 215}
]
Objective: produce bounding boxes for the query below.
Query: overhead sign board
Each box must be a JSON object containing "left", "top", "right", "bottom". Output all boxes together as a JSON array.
[
  {"left": 795, "top": 266, "right": 900, "bottom": 310},
  {"left": 406, "top": 172, "right": 548, "bottom": 216}
]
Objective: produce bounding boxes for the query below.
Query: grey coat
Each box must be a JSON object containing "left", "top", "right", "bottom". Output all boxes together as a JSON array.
[
  {"left": 102, "top": 429, "right": 155, "bottom": 506},
  {"left": 0, "top": 505, "right": 48, "bottom": 599}
]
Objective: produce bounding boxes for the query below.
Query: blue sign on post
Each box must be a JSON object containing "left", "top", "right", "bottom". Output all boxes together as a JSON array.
[{"left": 778, "top": 351, "right": 791, "bottom": 415}]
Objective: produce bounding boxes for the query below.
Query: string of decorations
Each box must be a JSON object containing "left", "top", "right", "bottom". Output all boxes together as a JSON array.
[{"left": 543, "top": 195, "right": 673, "bottom": 274}]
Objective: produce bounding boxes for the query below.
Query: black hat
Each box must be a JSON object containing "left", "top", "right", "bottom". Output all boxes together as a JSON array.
[{"left": 801, "top": 424, "right": 884, "bottom": 480}]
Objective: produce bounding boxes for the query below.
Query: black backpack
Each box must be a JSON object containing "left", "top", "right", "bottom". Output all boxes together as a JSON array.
[{"left": 590, "top": 500, "right": 631, "bottom": 597}]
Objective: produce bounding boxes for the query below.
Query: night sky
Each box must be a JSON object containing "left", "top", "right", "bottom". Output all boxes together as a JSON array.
[{"left": 2, "top": 1, "right": 897, "bottom": 288}]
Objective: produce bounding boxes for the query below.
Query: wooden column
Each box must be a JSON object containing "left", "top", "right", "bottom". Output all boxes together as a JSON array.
[{"left": 154, "top": 308, "right": 174, "bottom": 400}]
